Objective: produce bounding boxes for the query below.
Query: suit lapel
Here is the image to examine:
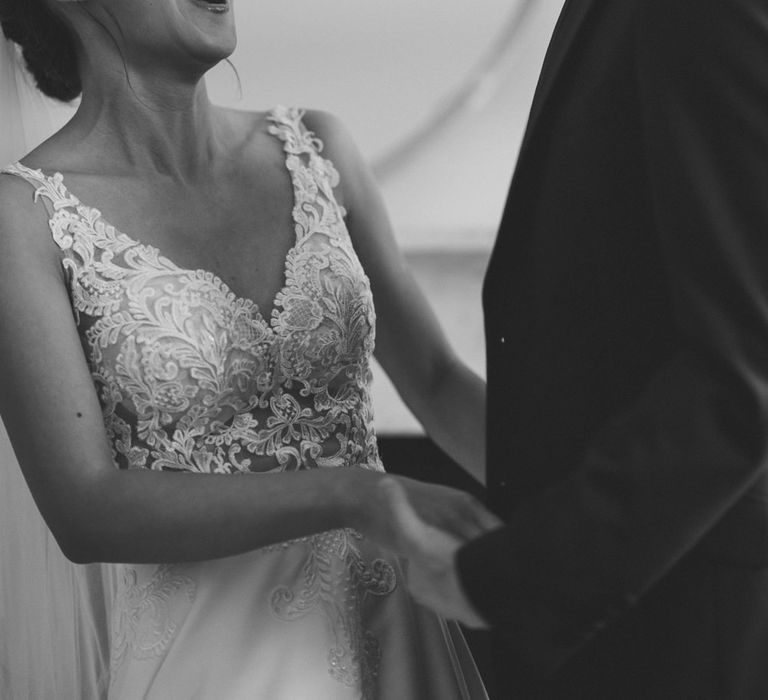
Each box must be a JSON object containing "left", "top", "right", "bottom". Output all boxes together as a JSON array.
[{"left": 518, "top": 0, "right": 596, "bottom": 157}]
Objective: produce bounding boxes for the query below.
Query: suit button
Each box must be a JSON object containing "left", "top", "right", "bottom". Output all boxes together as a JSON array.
[
  {"left": 499, "top": 480, "right": 508, "bottom": 488},
  {"left": 500, "top": 336, "right": 506, "bottom": 344}
]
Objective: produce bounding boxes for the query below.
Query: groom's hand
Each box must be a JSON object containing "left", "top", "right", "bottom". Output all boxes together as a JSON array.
[{"left": 379, "top": 478, "right": 501, "bottom": 628}]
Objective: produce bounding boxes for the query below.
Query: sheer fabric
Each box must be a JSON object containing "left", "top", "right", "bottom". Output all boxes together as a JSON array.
[{"left": 0, "top": 37, "right": 112, "bottom": 700}]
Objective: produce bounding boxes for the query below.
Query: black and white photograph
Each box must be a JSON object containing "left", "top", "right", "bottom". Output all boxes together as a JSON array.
[{"left": 2, "top": 0, "right": 768, "bottom": 698}]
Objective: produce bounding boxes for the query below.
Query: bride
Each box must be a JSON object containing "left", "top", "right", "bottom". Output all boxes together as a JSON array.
[{"left": 0, "top": 0, "right": 499, "bottom": 698}]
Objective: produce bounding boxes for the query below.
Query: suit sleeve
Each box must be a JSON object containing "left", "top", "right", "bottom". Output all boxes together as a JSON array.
[{"left": 457, "top": 0, "right": 768, "bottom": 672}]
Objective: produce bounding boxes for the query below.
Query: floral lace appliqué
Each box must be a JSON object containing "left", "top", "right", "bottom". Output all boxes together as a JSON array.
[
  {"left": 270, "top": 529, "right": 396, "bottom": 697},
  {"left": 109, "top": 564, "right": 197, "bottom": 681}
]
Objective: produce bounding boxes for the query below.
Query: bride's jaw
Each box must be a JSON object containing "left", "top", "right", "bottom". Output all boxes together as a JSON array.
[{"left": 55, "top": 0, "right": 237, "bottom": 72}]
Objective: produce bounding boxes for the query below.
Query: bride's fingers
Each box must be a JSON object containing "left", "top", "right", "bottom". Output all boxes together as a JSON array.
[
  {"left": 381, "top": 478, "right": 431, "bottom": 552},
  {"left": 451, "top": 493, "right": 503, "bottom": 541},
  {"left": 385, "top": 477, "right": 502, "bottom": 544},
  {"left": 415, "top": 493, "right": 495, "bottom": 543},
  {"left": 465, "top": 497, "right": 504, "bottom": 533},
  {"left": 382, "top": 478, "right": 464, "bottom": 555},
  {"left": 445, "top": 516, "right": 486, "bottom": 542}
]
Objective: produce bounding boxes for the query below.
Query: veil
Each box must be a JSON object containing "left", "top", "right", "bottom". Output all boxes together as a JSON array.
[{"left": 0, "top": 37, "right": 114, "bottom": 700}]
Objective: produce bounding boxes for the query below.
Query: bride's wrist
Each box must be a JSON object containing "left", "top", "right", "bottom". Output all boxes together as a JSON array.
[{"left": 334, "top": 468, "right": 385, "bottom": 531}]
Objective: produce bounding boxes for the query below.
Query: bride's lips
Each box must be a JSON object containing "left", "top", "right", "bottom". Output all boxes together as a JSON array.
[{"left": 189, "top": 0, "right": 231, "bottom": 14}]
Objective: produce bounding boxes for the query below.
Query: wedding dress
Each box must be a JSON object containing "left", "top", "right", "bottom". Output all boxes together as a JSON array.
[{"left": 1, "top": 106, "right": 487, "bottom": 700}]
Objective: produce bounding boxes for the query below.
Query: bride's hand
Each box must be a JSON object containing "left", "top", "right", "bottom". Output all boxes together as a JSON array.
[
  {"left": 383, "top": 477, "right": 493, "bottom": 628},
  {"left": 352, "top": 472, "right": 502, "bottom": 553}
]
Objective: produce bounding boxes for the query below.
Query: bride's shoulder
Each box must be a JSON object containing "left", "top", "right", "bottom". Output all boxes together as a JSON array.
[
  {"left": 219, "top": 106, "right": 366, "bottom": 208},
  {"left": 298, "top": 108, "right": 358, "bottom": 158},
  {"left": 296, "top": 109, "right": 369, "bottom": 194},
  {"left": 0, "top": 169, "right": 62, "bottom": 273},
  {"left": 291, "top": 109, "right": 369, "bottom": 214},
  {"left": 218, "top": 105, "right": 357, "bottom": 153},
  {"left": 0, "top": 140, "right": 68, "bottom": 218},
  {"left": 0, "top": 166, "right": 46, "bottom": 223}
]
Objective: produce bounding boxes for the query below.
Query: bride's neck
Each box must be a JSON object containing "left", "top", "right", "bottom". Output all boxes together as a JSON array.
[{"left": 69, "top": 66, "right": 226, "bottom": 183}]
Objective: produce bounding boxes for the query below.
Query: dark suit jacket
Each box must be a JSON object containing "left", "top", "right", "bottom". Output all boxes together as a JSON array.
[{"left": 457, "top": 1, "right": 768, "bottom": 697}]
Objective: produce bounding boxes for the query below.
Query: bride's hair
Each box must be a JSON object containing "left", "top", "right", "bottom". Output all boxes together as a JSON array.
[{"left": 0, "top": 0, "right": 81, "bottom": 102}]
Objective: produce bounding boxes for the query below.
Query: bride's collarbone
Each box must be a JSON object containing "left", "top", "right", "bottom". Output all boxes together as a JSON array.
[
  {"left": 63, "top": 172, "right": 299, "bottom": 309},
  {"left": 132, "top": 197, "right": 296, "bottom": 305}
]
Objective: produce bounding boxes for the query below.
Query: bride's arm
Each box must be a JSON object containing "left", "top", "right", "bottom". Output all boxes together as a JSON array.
[
  {"left": 0, "top": 175, "right": 493, "bottom": 565},
  {"left": 302, "top": 111, "right": 487, "bottom": 485}
]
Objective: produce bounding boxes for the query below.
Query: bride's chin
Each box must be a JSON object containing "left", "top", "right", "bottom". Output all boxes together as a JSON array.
[
  {"left": 192, "top": 40, "right": 237, "bottom": 66},
  {"left": 177, "top": 0, "right": 237, "bottom": 57},
  {"left": 182, "top": 28, "right": 237, "bottom": 66}
]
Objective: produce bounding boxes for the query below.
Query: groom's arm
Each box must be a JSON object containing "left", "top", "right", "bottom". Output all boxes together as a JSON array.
[{"left": 449, "top": 0, "right": 768, "bottom": 672}]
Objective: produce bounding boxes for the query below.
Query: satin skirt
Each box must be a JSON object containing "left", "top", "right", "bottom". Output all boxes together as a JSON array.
[{"left": 107, "top": 529, "right": 488, "bottom": 700}]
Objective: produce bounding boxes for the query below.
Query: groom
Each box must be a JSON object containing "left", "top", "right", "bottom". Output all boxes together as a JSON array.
[{"left": 399, "top": 0, "right": 768, "bottom": 697}]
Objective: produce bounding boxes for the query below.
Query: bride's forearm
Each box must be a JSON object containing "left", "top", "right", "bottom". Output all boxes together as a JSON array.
[
  {"left": 63, "top": 466, "right": 381, "bottom": 564},
  {"left": 417, "top": 361, "right": 487, "bottom": 484}
]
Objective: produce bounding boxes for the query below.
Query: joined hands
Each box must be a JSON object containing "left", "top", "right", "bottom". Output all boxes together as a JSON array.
[{"left": 361, "top": 475, "right": 503, "bottom": 629}]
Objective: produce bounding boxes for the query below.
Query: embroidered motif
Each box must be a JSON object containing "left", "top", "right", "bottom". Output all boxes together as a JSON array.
[
  {"left": 270, "top": 529, "right": 396, "bottom": 697},
  {"left": 109, "top": 564, "right": 197, "bottom": 680}
]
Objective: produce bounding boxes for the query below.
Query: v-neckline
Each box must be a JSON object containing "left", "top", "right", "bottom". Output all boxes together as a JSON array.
[{"left": 13, "top": 144, "right": 301, "bottom": 332}]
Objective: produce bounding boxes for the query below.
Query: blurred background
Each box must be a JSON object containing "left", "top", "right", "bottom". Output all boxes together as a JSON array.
[{"left": 206, "top": 0, "right": 565, "bottom": 434}]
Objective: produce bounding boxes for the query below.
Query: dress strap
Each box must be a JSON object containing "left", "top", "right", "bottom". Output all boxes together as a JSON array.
[
  {"left": 266, "top": 106, "right": 347, "bottom": 237},
  {"left": 266, "top": 106, "right": 324, "bottom": 158}
]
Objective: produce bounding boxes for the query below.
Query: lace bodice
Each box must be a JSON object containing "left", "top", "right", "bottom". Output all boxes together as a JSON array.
[{"left": 3, "top": 106, "right": 382, "bottom": 475}]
